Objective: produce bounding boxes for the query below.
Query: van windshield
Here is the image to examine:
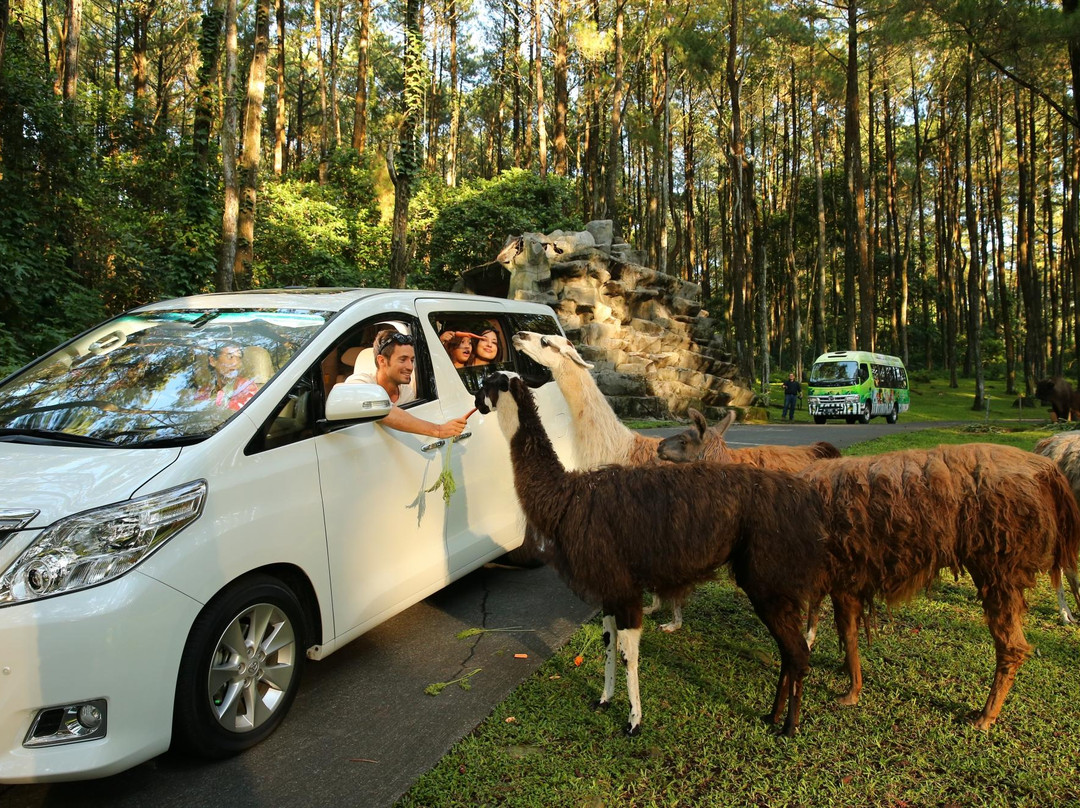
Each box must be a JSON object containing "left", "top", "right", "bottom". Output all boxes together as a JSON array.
[
  {"left": 0, "top": 309, "right": 330, "bottom": 447},
  {"left": 809, "top": 361, "right": 859, "bottom": 386}
]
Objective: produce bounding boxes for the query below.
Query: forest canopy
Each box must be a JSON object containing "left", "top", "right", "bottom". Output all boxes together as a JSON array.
[{"left": 0, "top": 0, "right": 1077, "bottom": 405}]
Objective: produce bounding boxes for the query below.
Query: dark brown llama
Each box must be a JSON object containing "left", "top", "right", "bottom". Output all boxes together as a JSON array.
[
  {"left": 475, "top": 371, "right": 828, "bottom": 736},
  {"left": 801, "top": 446, "right": 1080, "bottom": 729}
]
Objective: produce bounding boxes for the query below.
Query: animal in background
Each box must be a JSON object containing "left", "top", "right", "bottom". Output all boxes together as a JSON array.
[
  {"left": 1032, "top": 431, "right": 1080, "bottom": 623},
  {"left": 657, "top": 407, "right": 841, "bottom": 469},
  {"left": 798, "top": 445, "right": 1080, "bottom": 729},
  {"left": 513, "top": 331, "right": 840, "bottom": 632},
  {"left": 1034, "top": 377, "right": 1080, "bottom": 423},
  {"left": 474, "top": 371, "right": 827, "bottom": 737}
]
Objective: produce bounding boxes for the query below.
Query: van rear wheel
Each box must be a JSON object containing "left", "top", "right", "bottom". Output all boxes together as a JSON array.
[
  {"left": 858, "top": 401, "right": 872, "bottom": 424},
  {"left": 885, "top": 405, "right": 899, "bottom": 424},
  {"left": 173, "top": 574, "right": 306, "bottom": 758}
]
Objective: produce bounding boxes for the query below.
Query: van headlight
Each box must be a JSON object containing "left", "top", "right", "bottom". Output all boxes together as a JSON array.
[{"left": 0, "top": 480, "right": 206, "bottom": 605}]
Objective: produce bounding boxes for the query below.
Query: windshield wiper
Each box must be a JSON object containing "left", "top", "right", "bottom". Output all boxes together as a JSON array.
[{"left": 0, "top": 427, "right": 118, "bottom": 447}]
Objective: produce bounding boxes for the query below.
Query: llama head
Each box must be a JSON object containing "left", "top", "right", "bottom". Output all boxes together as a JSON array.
[
  {"left": 512, "top": 332, "right": 594, "bottom": 370},
  {"left": 657, "top": 409, "right": 736, "bottom": 462},
  {"left": 476, "top": 371, "right": 536, "bottom": 440}
]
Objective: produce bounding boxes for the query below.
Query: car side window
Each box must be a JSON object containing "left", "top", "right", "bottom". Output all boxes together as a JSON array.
[
  {"left": 247, "top": 368, "right": 320, "bottom": 453},
  {"left": 325, "top": 317, "right": 435, "bottom": 404},
  {"left": 427, "top": 313, "right": 513, "bottom": 396}
]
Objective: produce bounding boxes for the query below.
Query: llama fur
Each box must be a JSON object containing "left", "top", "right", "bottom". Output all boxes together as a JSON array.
[
  {"left": 798, "top": 444, "right": 1080, "bottom": 729},
  {"left": 658, "top": 407, "right": 841, "bottom": 470},
  {"left": 512, "top": 331, "right": 840, "bottom": 631},
  {"left": 1032, "top": 431, "right": 1080, "bottom": 623},
  {"left": 475, "top": 371, "right": 828, "bottom": 736}
]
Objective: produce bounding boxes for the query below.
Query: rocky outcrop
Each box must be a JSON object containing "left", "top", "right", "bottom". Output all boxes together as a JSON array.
[{"left": 463, "top": 221, "right": 760, "bottom": 420}]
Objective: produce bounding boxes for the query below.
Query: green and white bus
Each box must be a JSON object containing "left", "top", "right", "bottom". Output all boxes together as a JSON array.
[{"left": 806, "top": 350, "right": 910, "bottom": 424}]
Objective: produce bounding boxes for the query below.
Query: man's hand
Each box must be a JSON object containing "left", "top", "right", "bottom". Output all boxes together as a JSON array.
[{"left": 437, "top": 407, "right": 476, "bottom": 439}]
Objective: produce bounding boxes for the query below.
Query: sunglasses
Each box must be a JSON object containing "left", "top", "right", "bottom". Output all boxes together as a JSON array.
[{"left": 376, "top": 332, "right": 414, "bottom": 356}]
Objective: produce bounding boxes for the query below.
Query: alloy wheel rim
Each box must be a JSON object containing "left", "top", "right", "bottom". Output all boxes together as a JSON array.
[{"left": 206, "top": 602, "right": 297, "bottom": 733}]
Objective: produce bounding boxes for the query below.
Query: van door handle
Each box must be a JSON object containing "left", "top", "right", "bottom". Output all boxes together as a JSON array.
[
  {"left": 452, "top": 431, "right": 472, "bottom": 443},
  {"left": 421, "top": 440, "right": 446, "bottom": 452}
]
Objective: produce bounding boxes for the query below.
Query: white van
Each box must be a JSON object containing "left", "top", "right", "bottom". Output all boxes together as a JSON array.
[{"left": 0, "top": 289, "right": 572, "bottom": 782}]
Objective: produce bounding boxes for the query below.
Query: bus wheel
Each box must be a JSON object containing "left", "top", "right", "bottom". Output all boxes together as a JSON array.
[
  {"left": 885, "top": 405, "right": 899, "bottom": 424},
  {"left": 814, "top": 415, "right": 827, "bottom": 425},
  {"left": 858, "top": 401, "right": 872, "bottom": 424}
]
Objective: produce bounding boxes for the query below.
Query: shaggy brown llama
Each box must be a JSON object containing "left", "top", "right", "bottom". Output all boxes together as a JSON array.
[
  {"left": 475, "top": 371, "right": 828, "bottom": 736},
  {"left": 1033, "top": 431, "right": 1080, "bottom": 623},
  {"left": 802, "top": 445, "right": 1080, "bottom": 729},
  {"left": 658, "top": 408, "right": 841, "bottom": 469},
  {"left": 513, "top": 331, "right": 839, "bottom": 631}
]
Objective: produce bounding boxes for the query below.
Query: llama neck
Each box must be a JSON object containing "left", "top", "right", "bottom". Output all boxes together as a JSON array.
[
  {"left": 503, "top": 391, "right": 573, "bottom": 535},
  {"left": 553, "top": 362, "right": 637, "bottom": 469}
]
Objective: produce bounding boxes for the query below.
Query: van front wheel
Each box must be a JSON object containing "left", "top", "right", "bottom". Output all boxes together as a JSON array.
[
  {"left": 173, "top": 574, "right": 306, "bottom": 758},
  {"left": 814, "top": 415, "right": 827, "bottom": 425}
]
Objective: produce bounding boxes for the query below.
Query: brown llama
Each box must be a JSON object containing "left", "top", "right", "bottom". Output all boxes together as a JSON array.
[
  {"left": 1033, "top": 431, "right": 1080, "bottom": 623},
  {"left": 800, "top": 445, "right": 1080, "bottom": 729},
  {"left": 658, "top": 408, "right": 841, "bottom": 469},
  {"left": 475, "top": 371, "right": 828, "bottom": 736},
  {"left": 514, "top": 331, "right": 840, "bottom": 631}
]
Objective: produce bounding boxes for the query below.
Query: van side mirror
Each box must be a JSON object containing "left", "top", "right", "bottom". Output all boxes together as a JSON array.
[{"left": 324, "top": 383, "right": 393, "bottom": 422}]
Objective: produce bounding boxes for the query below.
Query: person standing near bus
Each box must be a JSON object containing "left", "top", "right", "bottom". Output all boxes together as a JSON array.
[{"left": 781, "top": 372, "right": 801, "bottom": 422}]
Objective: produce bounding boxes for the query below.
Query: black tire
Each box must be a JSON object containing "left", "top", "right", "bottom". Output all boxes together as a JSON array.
[
  {"left": 858, "top": 401, "right": 872, "bottom": 424},
  {"left": 813, "top": 415, "right": 827, "bottom": 425},
  {"left": 885, "top": 405, "right": 898, "bottom": 424},
  {"left": 172, "top": 574, "right": 306, "bottom": 758},
  {"left": 845, "top": 416, "right": 856, "bottom": 424}
]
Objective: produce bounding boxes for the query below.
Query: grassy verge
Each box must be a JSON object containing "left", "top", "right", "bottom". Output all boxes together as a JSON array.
[
  {"left": 399, "top": 574, "right": 1080, "bottom": 807},
  {"left": 398, "top": 422, "right": 1080, "bottom": 807}
]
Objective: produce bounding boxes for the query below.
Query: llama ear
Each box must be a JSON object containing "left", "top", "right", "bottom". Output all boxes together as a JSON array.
[
  {"left": 560, "top": 342, "right": 593, "bottom": 369},
  {"left": 713, "top": 409, "right": 736, "bottom": 437},
  {"left": 689, "top": 408, "right": 708, "bottom": 438}
]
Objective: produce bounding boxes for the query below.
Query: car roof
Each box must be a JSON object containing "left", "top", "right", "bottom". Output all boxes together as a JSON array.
[{"left": 133, "top": 288, "right": 518, "bottom": 315}]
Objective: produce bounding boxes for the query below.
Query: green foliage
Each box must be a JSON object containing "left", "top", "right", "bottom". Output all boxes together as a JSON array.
[{"left": 426, "top": 169, "right": 582, "bottom": 289}]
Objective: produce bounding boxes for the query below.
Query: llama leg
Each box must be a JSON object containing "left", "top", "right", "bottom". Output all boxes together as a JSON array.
[
  {"left": 763, "top": 601, "right": 810, "bottom": 736},
  {"left": 660, "top": 600, "right": 683, "bottom": 633},
  {"left": 973, "top": 587, "right": 1032, "bottom": 730},
  {"left": 1060, "top": 569, "right": 1080, "bottom": 625},
  {"left": 832, "top": 592, "right": 864, "bottom": 706},
  {"left": 642, "top": 592, "right": 662, "bottom": 616},
  {"left": 594, "top": 613, "right": 618, "bottom": 710},
  {"left": 1057, "top": 582, "right": 1076, "bottom": 625},
  {"left": 618, "top": 626, "right": 643, "bottom": 736},
  {"left": 805, "top": 595, "right": 822, "bottom": 650}
]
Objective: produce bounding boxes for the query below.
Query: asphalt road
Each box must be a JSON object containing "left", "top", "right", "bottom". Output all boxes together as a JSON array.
[{"left": 0, "top": 416, "right": 939, "bottom": 807}]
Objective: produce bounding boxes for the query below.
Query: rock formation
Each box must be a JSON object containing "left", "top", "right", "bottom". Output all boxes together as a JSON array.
[{"left": 458, "top": 220, "right": 760, "bottom": 420}]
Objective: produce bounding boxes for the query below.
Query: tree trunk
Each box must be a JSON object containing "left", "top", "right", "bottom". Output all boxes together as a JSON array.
[
  {"left": 352, "top": 0, "right": 371, "bottom": 153},
  {"left": 60, "top": 0, "right": 81, "bottom": 106},
  {"left": 273, "top": 0, "right": 286, "bottom": 175},
  {"left": 131, "top": 0, "right": 153, "bottom": 113},
  {"left": 844, "top": 0, "right": 872, "bottom": 350},
  {"left": 552, "top": 0, "right": 568, "bottom": 176},
  {"left": 683, "top": 79, "right": 696, "bottom": 284},
  {"left": 0, "top": 0, "right": 7, "bottom": 72},
  {"left": 314, "top": 0, "right": 328, "bottom": 184},
  {"left": 389, "top": 0, "right": 424, "bottom": 289},
  {"left": 1067, "top": 0, "right": 1080, "bottom": 127},
  {"left": 192, "top": 0, "right": 225, "bottom": 178},
  {"left": 232, "top": 0, "right": 271, "bottom": 289},
  {"left": 989, "top": 79, "right": 1015, "bottom": 393},
  {"left": 964, "top": 43, "right": 985, "bottom": 409},
  {"left": 811, "top": 47, "right": 827, "bottom": 358},
  {"left": 786, "top": 58, "right": 803, "bottom": 380},
  {"left": 447, "top": 0, "right": 459, "bottom": 185},
  {"left": 1015, "top": 87, "right": 1040, "bottom": 393},
  {"left": 533, "top": 0, "right": 547, "bottom": 177},
  {"left": 217, "top": 0, "right": 240, "bottom": 291},
  {"left": 605, "top": 0, "right": 625, "bottom": 238},
  {"left": 727, "top": 0, "right": 754, "bottom": 384}
]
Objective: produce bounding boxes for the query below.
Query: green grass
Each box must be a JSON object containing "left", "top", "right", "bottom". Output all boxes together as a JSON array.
[
  {"left": 397, "top": 375, "right": 1080, "bottom": 808},
  {"left": 399, "top": 577, "right": 1080, "bottom": 807}
]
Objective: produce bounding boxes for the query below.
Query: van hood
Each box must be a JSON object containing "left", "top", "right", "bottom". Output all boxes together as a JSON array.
[{"left": 0, "top": 443, "right": 182, "bottom": 527}]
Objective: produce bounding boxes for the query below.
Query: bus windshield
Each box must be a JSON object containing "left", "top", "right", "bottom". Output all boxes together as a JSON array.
[{"left": 810, "top": 361, "right": 858, "bottom": 386}]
